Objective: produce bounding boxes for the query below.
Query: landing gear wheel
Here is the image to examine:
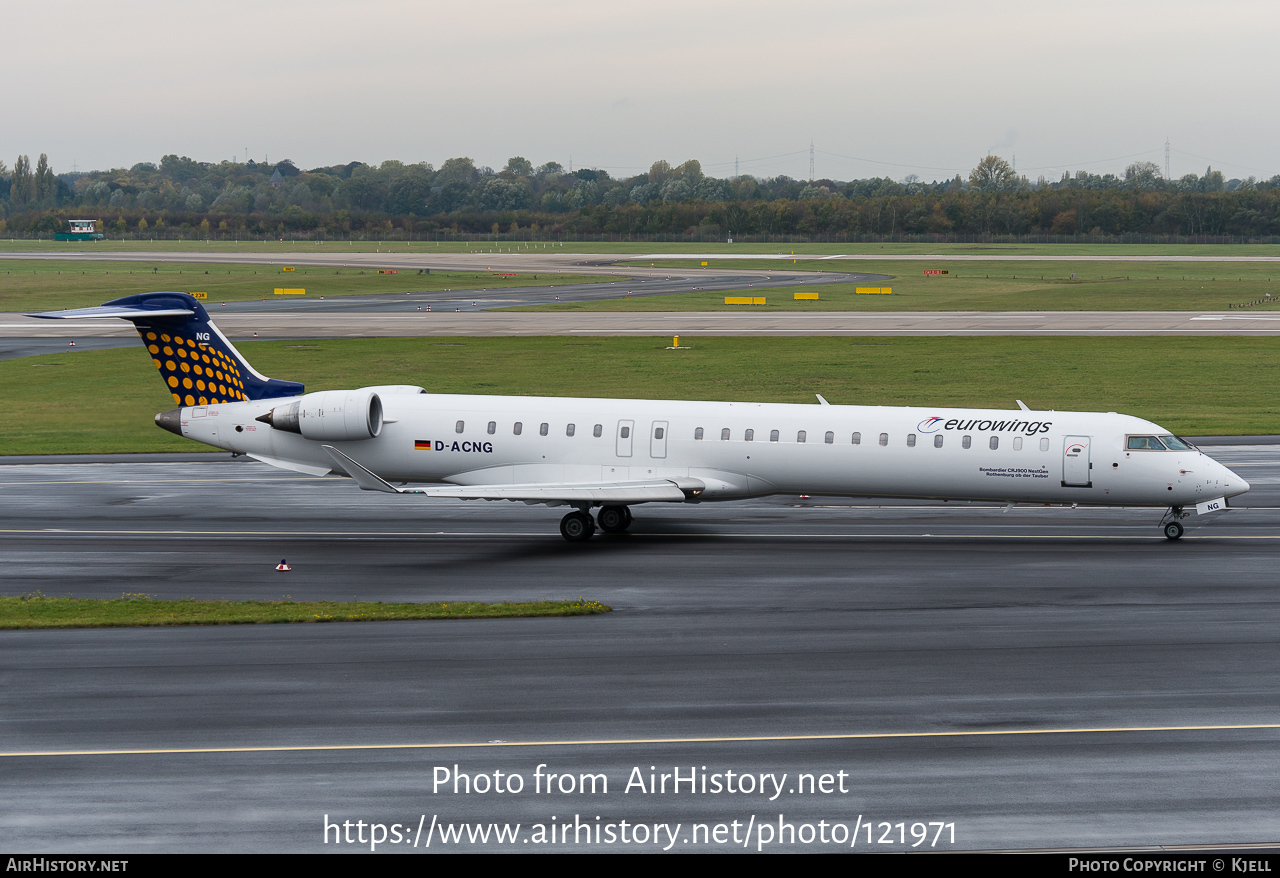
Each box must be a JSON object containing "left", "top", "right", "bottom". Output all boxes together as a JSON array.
[
  {"left": 1163, "top": 521, "right": 1184, "bottom": 541},
  {"left": 560, "top": 511, "right": 595, "bottom": 542},
  {"left": 597, "top": 505, "right": 632, "bottom": 534}
]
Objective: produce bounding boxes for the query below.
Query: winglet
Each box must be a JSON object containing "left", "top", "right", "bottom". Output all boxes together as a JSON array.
[
  {"left": 1016, "top": 399, "right": 1030, "bottom": 411},
  {"left": 321, "top": 446, "right": 403, "bottom": 493},
  {"left": 816, "top": 394, "right": 830, "bottom": 406}
]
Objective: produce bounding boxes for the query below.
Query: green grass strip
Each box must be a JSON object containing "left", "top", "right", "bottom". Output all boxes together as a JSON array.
[
  {"left": 3, "top": 335, "right": 1279, "bottom": 451},
  {"left": 0, "top": 593, "right": 611, "bottom": 629}
]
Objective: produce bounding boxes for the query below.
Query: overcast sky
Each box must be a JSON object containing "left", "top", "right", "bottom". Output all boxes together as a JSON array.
[{"left": 6, "top": 0, "right": 1277, "bottom": 182}]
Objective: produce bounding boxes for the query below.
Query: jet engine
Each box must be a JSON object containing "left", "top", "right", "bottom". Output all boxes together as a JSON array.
[{"left": 257, "top": 389, "right": 383, "bottom": 441}]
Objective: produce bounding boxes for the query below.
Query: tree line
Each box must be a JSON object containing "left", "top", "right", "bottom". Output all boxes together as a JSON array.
[{"left": 2, "top": 152, "right": 1280, "bottom": 240}]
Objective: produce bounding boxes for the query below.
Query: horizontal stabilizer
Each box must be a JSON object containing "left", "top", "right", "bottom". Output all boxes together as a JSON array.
[
  {"left": 27, "top": 304, "right": 195, "bottom": 320},
  {"left": 322, "top": 446, "right": 690, "bottom": 504}
]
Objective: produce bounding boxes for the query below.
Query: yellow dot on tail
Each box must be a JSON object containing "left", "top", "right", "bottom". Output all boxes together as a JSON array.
[
  {"left": 152, "top": 359, "right": 161, "bottom": 369},
  {"left": 167, "top": 376, "right": 178, "bottom": 387},
  {"left": 146, "top": 332, "right": 157, "bottom": 341},
  {"left": 184, "top": 394, "right": 195, "bottom": 405},
  {"left": 172, "top": 393, "right": 181, "bottom": 403},
  {"left": 196, "top": 380, "right": 205, "bottom": 391},
  {"left": 148, "top": 344, "right": 159, "bottom": 354},
  {"left": 182, "top": 378, "right": 193, "bottom": 389}
]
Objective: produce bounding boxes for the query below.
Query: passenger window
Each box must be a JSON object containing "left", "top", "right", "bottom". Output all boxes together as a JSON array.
[
  {"left": 744, "top": 429, "right": 754, "bottom": 441},
  {"left": 566, "top": 423, "right": 575, "bottom": 437},
  {"left": 770, "top": 429, "right": 779, "bottom": 442},
  {"left": 878, "top": 433, "right": 888, "bottom": 446},
  {"left": 594, "top": 424, "right": 602, "bottom": 437},
  {"left": 539, "top": 422, "right": 549, "bottom": 436},
  {"left": 513, "top": 421, "right": 522, "bottom": 435},
  {"left": 906, "top": 433, "right": 917, "bottom": 447},
  {"left": 620, "top": 426, "right": 630, "bottom": 438},
  {"left": 1040, "top": 437, "right": 1049, "bottom": 452},
  {"left": 1013, "top": 436, "right": 1023, "bottom": 451},
  {"left": 934, "top": 434, "right": 943, "bottom": 448},
  {"left": 721, "top": 428, "right": 730, "bottom": 440},
  {"left": 455, "top": 420, "right": 465, "bottom": 434},
  {"left": 824, "top": 431, "right": 834, "bottom": 444},
  {"left": 695, "top": 427, "right": 704, "bottom": 440},
  {"left": 962, "top": 435, "right": 972, "bottom": 449},
  {"left": 797, "top": 430, "right": 807, "bottom": 443},
  {"left": 487, "top": 421, "right": 496, "bottom": 435},
  {"left": 852, "top": 432, "right": 861, "bottom": 445},
  {"left": 989, "top": 436, "right": 999, "bottom": 450},
  {"left": 654, "top": 426, "right": 664, "bottom": 439}
]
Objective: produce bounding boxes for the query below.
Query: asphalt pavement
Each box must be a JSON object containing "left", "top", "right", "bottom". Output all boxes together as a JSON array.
[{"left": 1, "top": 447, "right": 1278, "bottom": 851}]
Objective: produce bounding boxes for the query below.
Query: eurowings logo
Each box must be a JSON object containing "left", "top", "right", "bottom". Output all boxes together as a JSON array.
[{"left": 918, "top": 417, "right": 945, "bottom": 433}]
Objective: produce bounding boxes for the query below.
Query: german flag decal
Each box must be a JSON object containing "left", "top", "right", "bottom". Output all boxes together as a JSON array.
[{"left": 415, "top": 440, "right": 433, "bottom": 450}]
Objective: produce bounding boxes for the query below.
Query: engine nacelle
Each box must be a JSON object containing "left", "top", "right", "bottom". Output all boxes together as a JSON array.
[{"left": 257, "top": 389, "right": 383, "bottom": 441}]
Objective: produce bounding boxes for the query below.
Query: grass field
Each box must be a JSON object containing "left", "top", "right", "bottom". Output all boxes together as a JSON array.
[
  {"left": 524, "top": 259, "right": 1280, "bottom": 312},
  {"left": 0, "top": 593, "right": 610, "bottom": 629},
  {"left": 0, "top": 260, "right": 615, "bottom": 312},
  {"left": 3, "top": 335, "right": 1278, "bottom": 454},
  {"left": 1, "top": 240, "right": 1280, "bottom": 256}
]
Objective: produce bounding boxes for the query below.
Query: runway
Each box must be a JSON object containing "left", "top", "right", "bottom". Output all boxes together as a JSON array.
[
  {"left": 7, "top": 311, "right": 1280, "bottom": 353},
  {"left": 2, "top": 447, "right": 1278, "bottom": 851}
]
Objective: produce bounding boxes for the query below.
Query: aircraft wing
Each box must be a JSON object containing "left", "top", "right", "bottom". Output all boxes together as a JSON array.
[{"left": 322, "top": 446, "right": 691, "bottom": 504}]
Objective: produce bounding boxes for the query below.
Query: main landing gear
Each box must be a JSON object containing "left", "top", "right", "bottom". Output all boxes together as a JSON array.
[
  {"left": 1160, "top": 506, "right": 1187, "bottom": 541},
  {"left": 559, "top": 505, "right": 633, "bottom": 542}
]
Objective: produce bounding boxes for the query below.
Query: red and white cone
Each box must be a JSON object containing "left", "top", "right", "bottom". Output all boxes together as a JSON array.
[
  {"left": 276, "top": 559, "right": 291, "bottom": 572},
  {"left": 68, "top": 341, "right": 76, "bottom": 346}
]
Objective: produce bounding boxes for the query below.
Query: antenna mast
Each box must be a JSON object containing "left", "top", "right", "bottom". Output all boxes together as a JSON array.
[
  {"left": 809, "top": 140, "right": 815, "bottom": 181},
  {"left": 1165, "top": 137, "right": 1171, "bottom": 180}
]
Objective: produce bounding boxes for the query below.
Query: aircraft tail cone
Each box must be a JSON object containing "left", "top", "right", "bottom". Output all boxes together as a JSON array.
[
  {"left": 154, "top": 409, "right": 182, "bottom": 436},
  {"left": 276, "top": 559, "right": 291, "bottom": 572}
]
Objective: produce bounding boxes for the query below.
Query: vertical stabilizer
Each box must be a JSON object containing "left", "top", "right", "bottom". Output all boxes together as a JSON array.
[{"left": 28, "top": 292, "right": 304, "bottom": 405}]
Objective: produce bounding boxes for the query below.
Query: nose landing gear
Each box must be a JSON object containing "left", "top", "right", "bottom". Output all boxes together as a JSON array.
[{"left": 1160, "top": 506, "right": 1187, "bottom": 540}]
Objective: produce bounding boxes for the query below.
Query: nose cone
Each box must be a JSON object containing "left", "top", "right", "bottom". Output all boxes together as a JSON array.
[{"left": 1220, "top": 462, "right": 1249, "bottom": 499}]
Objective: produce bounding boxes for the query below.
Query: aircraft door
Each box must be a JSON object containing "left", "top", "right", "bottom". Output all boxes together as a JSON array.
[
  {"left": 616, "top": 419, "right": 634, "bottom": 458},
  {"left": 650, "top": 420, "right": 668, "bottom": 459},
  {"left": 1062, "top": 435, "right": 1092, "bottom": 487}
]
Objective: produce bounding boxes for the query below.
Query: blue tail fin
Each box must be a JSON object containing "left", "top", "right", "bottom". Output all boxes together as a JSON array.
[{"left": 29, "top": 292, "right": 304, "bottom": 405}]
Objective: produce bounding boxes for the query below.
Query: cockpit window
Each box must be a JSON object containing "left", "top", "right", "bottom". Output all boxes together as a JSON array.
[
  {"left": 1127, "top": 435, "right": 1167, "bottom": 450},
  {"left": 1159, "top": 435, "right": 1193, "bottom": 451}
]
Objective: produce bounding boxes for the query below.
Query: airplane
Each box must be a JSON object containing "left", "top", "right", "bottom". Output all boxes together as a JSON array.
[{"left": 31, "top": 291, "right": 1249, "bottom": 542}]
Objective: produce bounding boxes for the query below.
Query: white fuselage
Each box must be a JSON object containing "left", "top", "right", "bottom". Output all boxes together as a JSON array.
[{"left": 174, "top": 391, "right": 1248, "bottom": 508}]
